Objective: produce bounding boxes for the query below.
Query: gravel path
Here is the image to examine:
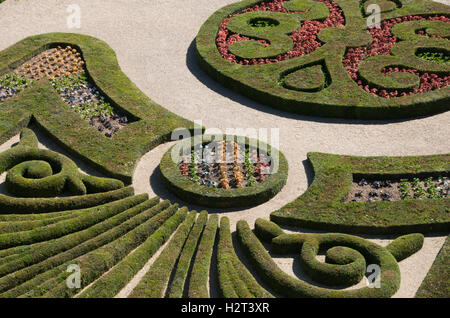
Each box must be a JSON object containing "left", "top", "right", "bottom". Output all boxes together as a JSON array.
[{"left": 0, "top": 0, "right": 448, "bottom": 298}]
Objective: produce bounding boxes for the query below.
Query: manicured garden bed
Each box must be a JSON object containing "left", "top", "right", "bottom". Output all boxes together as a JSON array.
[
  {"left": 271, "top": 152, "right": 450, "bottom": 234},
  {"left": 195, "top": 0, "right": 450, "bottom": 119},
  {"left": 0, "top": 33, "right": 195, "bottom": 183},
  {"left": 160, "top": 135, "right": 288, "bottom": 208}
]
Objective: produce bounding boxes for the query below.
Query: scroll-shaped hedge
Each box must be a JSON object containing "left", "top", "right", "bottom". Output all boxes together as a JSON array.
[{"left": 236, "top": 219, "right": 425, "bottom": 298}]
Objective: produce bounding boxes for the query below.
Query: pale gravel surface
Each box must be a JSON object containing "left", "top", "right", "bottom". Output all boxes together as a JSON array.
[{"left": 0, "top": 0, "right": 449, "bottom": 298}]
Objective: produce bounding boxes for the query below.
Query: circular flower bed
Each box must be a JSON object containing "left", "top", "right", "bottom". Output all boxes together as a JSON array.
[
  {"left": 195, "top": 0, "right": 450, "bottom": 119},
  {"left": 160, "top": 135, "right": 288, "bottom": 208}
]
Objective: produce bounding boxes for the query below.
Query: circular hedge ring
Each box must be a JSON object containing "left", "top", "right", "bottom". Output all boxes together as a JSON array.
[
  {"left": 195, "top": 0, "right": 450, "bottom": 119},
  {"left": 160, "top": 135, "right": 288, "bottom": 208}
]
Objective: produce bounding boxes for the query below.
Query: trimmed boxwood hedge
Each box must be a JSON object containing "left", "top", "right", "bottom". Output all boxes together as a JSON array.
[
  {"left": 0, "top": 199, "right": 173, "bottom": 297},
  {"left": 0, "top": 194, "right": 148, "bottom": 249},
  {"left": 129, "top": 210, "right": 197, "bottom": 298},
  {"left": 40, "top": 205, "right": 185, "bottom": 298},
  {"left": 0, "top": 213, "right": 77, "bottom": 234},
  {"left": 77, "top": 204, "right": 188, "bottom": 298},
  {"left": 0, "top": 186, "right": 134, "bottom": 214},
  {"left": 236, "top": 219, "right": 403, "bottom": 297},
  {"left": 271, "top": 152, "right": 450, "bottom": 234},
  {"left": 0, "top": 33, "right": 196, "bottom": 183},
  {"left": 0, "top": 198, "right": 164, "bottom": 280},
  {"left": 195, "top": 0, "right": 450, "bottom": 119},
  {"left": 386, "top": 233, "right": 424, "bottom": 261},
  {"left": 168, "top": 211, "right": 208, "bottom": 298},
  {"left": 188, "top": 214, "right": 219, "bottom": 298},
  {"left": 217, "top": 217, "right": 272, "bottom": 298},
  {"left": 254, "top": 218, "right": 284, "bottom": 243},
  {"left": 160, "top": 135, "right": 288, "bottom": 208}
]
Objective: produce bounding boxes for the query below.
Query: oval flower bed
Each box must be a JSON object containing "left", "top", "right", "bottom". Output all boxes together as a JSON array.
[{"left": 160, "top": 135, "right": 288, "bottom": 208}]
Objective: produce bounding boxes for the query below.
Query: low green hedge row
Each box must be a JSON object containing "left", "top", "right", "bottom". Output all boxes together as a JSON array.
[
  {"left": 236, "top": 219, "right": 402, "bottom": 297},
  {"left": 0, "top": 213, "right": 77, "bottom": 234},
  {"left": 0, "top": 194, "right": 148, "bottom": 249},
  {"left": 386, "top": 233, "right": 425, "bottom": 262},
  {"left": 40, "top": 205, "right": 185, "bottom": 298},
  {"left": 168, "top": 211, "right": 208, "bottom": 298},
  {"left": 0, "top": 199, "right": 171, "bottom": 296},
  {"left": 129, "top": 211, "right": 197, "bottom": 298},
  {"left": 195, "top": 0, "right": 450, "bottom": 119},
  {"left": 0, "top": 208, "right": 86, "bottom": 222},
  {"left": 217, "top": 217, "right": 272, "bottom": 298},
  {"left": 0, "top": 33, "right": 196, "bottom": 183},
  {"left": 78, "top": 205, "right": 189, "bottom": 298},
  {"left": 254, "top": 218, "right": 284, "bottom": 243},
  {"left": 188, "top": 214, "right": 219, "bottom": 298},
  {"left": 271, "top": 152, "right": 450, "bottom": 234},
  {"left": 0, "top": 201, "right": 176, "bottom": 297},
  {"left": 160, "top": 135, "right": 288, "bottom": 208},
  {"left": 0, "top": 186, "right": 134, "bottom": 214},
  {"left": 415, "top": 234, "right": 450, "bottom": 298},
  {"left": 0, "top": 198, "right": 162, "bottom": 263},
  {"left": 0, "top": 197, "right": 163, "bottom": 279}
]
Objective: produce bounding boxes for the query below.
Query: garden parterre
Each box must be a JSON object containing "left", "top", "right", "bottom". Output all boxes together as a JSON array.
[{"left": 0, "top": 0, "right": 448, "bottom": 299}]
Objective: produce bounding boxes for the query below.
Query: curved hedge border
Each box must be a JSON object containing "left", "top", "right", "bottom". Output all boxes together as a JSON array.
[
  {"left": 39, "top": 205, "right": 185, "bottom": 298},
  {"left": 160, "top": 135, "right": 288, "bottom": 208},
  {"left": 0, "top": 33, "right": 196, "bottom": 183},
  {"left": 236, "top": 219, "right": 416, "bottom": 298},
  {"left": 77, "top": 204, "right": 188, "bottom": 298},
  {"left": 0, "top": 198, "right": 163, "bottom": 279},
  {"left": 129, "top": 210, "right": 197, "bottom": 298},
  {"left": 217, "top": 217, "right": 273, "bottom": 298},
  {"left": 0, "top": 129, "right": 132, "bottom": 214},
  {"left": 0, "top": 194, "right": 148, "bottom": 249},
  {"left": 195, "top": 0, "right": 450, "bottom": 119},
  {"left": 271, "top": 152, "right": 450, "bottom": 234},
  {"left": 0, "top": 200, "right": 173, "bottom": 298}
]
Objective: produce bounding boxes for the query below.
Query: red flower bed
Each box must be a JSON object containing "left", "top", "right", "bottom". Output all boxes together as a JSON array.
[
  {"left": 216, "top": 0, "right": 344, "bottom": 65},
  {"left": 343, "top": 15, "right": 450, "bottom": 98}
]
